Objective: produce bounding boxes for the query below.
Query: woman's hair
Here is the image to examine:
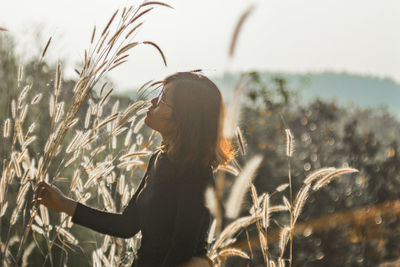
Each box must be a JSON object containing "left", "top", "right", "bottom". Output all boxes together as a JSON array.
[{"left": 161, "top": 72, "right": 236, "bottom": 170}]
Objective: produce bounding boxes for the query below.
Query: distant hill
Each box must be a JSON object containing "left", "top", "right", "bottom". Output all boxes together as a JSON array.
[
  {"left": 118, "top": 71, "right": 400, "bottom": 119},
  {"left": 211, "top": 71, "right": 400, "bottom": 119}
]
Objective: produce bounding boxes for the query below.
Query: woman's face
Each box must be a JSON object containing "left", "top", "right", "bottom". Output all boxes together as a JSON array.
[{"left": 144, "top": 83, "right": 175, "bottom": 137}]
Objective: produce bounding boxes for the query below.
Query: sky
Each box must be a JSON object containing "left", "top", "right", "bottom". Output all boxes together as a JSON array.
[{"left": 1, "top": 0, "right": 399, "bottom": 90}]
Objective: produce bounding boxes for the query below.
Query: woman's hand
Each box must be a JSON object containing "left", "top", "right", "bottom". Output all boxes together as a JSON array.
[{"left": 33, "top": 181, "right": 77, "bottom": 216}]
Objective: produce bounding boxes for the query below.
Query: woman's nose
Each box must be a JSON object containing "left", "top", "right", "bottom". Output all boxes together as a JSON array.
[{"left": 150, "top": 97, "right": 158, "bottom": 106}]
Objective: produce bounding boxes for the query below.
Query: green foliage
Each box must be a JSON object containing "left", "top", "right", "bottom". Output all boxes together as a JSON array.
[{"left": 229, "top": 71, "right": 400, "bottom": 266}]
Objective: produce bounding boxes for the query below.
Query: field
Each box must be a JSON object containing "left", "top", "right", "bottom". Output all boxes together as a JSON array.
[{"left": 1, "top": 2, "right": 400, "bottom": 267}]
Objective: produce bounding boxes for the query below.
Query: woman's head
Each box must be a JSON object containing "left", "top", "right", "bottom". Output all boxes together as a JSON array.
[{"left": 144, "top": 72, "right": 236, "bottom": 169}]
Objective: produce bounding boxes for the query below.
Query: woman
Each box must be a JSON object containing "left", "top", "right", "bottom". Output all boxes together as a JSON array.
[{"left": 34, "top": 72, "right": 236, "bottom": 266}]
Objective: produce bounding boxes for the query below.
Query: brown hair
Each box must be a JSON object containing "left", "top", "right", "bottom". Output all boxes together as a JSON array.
[{"left": 161, "top": 72, "right": 236, "bottom": 170}]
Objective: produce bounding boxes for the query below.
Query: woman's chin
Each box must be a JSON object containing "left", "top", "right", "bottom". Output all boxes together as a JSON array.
[{"left": 144, "top": 116, "right": 155, "bottom": 130}]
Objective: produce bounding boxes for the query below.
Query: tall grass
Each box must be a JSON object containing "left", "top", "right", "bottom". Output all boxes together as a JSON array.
[
  {"left": 206, "top": 125, "right": 358, "bottom": 266},
  {"left": 0, "top": 2, "right": 171, "bottom": 266},
  {"left": 204, "top": 5, "right": 358, "bottom": 266}
]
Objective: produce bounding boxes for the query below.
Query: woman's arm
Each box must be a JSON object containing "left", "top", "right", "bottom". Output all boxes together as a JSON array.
[
  {"left": 63, "top": 197, "right": 77, "bottom": 216},
  {"left": 34, "top": 151, "right": 159, "bottom": 238},
  {"left": 34, "top": 177, "right": 146, "bottom": 238},
  {"left": 71, "top": 193, "right": 142, "bottom": 238}
]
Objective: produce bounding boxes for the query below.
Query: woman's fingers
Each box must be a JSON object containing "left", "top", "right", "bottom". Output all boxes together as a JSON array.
[
  {"left": 34, "top": 184, "right": 46, "bottom": 198},
  {"left": 33, "top": 182, "right": 51, "bottom": 206},
  {"left": 34, "top": 181, "right": 51, "bottom": 192}
]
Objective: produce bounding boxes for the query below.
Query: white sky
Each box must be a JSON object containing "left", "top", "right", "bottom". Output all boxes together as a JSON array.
[{"left": 1, "top": 0, "right": 399, "bottom": 90}]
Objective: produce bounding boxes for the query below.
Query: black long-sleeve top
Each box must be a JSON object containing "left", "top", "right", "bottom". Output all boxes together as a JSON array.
[{"left": 72, "top": 149, "right": 214, "bottom": 266}]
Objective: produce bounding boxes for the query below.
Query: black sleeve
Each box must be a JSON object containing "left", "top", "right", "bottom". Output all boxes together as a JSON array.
[
  {"left": 71, "top": 151, "right": 159, "bottom": 238},
  {"left": 71, "top": 176, "right": 145, "bottom": 238},
  {"left": 161, "top": 169, "right": 209, "bottom": 266}
]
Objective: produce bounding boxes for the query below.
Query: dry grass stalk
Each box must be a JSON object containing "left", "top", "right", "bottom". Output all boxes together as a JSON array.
[
  {"left": 250, "top": 183, "right": 260, "bottom": 211},
  {"left": 16, "top": 182, "right": 30, "bottom": 207},
  {"left": 0, "top": 27, "right": 8, "bottom": 31},
  {"left": 108, "top": 25, "right": 127, "bottom": 46},
  {"left": 303, "top": 167, "right": 335, "bottom": 184},
  {"left": 11, "top": 99, "right": 16, "bottom": 118},
  {"left": 3, "top": 118, "right": 11, "bottom": 138},
  {"left": 55, "top": 63, "right": 62, "bottom": 93},
  {"left": 212, "top": 215, "right": 258, "bottom": 253},
  {"left": 283, "top": 196, "right": 291, "bottom": 211},
  {"left": 111, "top": 126, "right": 127, "bottom": 137},
  {"left": 217, "top": 164, "right": 239, "bottom": 176},
  {"left": 18, "top": 65, "right": 23, "bottom": 84},
  {"left": 258, "top": 228, "right": 268, "bottom": 263},
  {"left": 91, "top": 26, "right": 96, "bottom": 44},
  {"left": 31, "top": 93, "right": 42, "bottom": 105},
  {"left": 39, "top": 205, "right": 49, "bottom": 226},
  {"left": 18, "top": 84, "right": 31, "bottom": 104},
  {"left": 96, "top": 31, "right": 110, "bottom": 55},
  {"left": 54, "top": 102, "right": 65, "bottom": 123},
  {"left": 84, "top": 107, "right": 91, "bottom": 129},
  {"left": 124, "top": 129, "right": 133, "bottom": 146},
  {"left": 64, "top": 151, "right": 80, "bottom": 166},
  {"left": 140, "top": 1, "right": 173, "bottom": 9},
  {"left": 41, "top": 37, "right": 52, "bottom": 59},
  {"left": 0, "top": 202, "right": 8, "bottom": 217},
  {"left": 102, "top": 10, "right": 118, "bottom": 36},
  {"left": 225, "top": 155, "right": 263, "bottom": 219},
  {"left": 117, "top": 160, "right": 144, "bottom": 169},
  {"left": 142, "top": 41, "right": 168, "bottom": 66},
  {"left": 19, "top": 104, "right": 29, "bottom": 123},
  {"left": 125, "top": 22, "right": 144, "bottom": 39},
  {"left": 21, "top": 242, "right": 35, "bottom": 267},
  {"left": 313, "top": 168, "right": 358, "bottom": 190},
  {"left": 108, "top": 59, "right": 128, "bottom": 72},
  {"left": 48, "top": 94, "right": 55, "bottom": 117},
  {"left": 55, "top": 227, "right": 78, "bottom": 245},
  {"left": 263, "top": 193, "right": 270, "bottom": 229},
  {"left": 217, "top": 248, "right": 249, "bottom": 259},
  {"left": 236, "top": 126, "right": 246, "bottom": 156},
  {"left": 205, "top": 188, "right": 221, "bottom": 238},
  {"left": 229, "top": 5, "right": 255, "bottom": 58},
  {"left": 248, "top": 193, "right": 265, "bottom": 215},
  {"left": 80, "top": 135, "right": 98, "bottom": 149},
  {"left": 70, "top": 170, "right": 81, "bottom": 192},
  {"left": 133, "top": 116, "right": 146, "bottom": 134},
  {"left": 129, "top": 8, "right": 154, "bottom": 24},
  {"left": 207, "top": 219, "right": 217, "bottom": 245},
  {"left": 31, "top": 224, "right": 44, "bottom": 235},
  {"left": 276, "top": 183, "right": 289, "bottom": 192},
  {"left": 96, "top": 113, "right": 119, "bottom": 130},
  {"left": 223, "top": 75, "right": 252, "bottom": 138},
  {"left": 66, "top": 131, "right": 83, "bottom": 153},
  {"left": 285, "top": 129, "right": 293, "bottom": 157},
  {"left": 118, "top": 175, "right": 125, "bottom": 195},
  {"left": 10, "top": 209, "right": 21, "bottom": 225},
  {"left": 22, "top": 136, "right": 36, "bottom": 149},
  {"left": 122, "top": 101, "right": 146, "bottom": 120},
  {"left": 12, "top": 153, "right": 22, "bottom": 178},
  {"left": 119, "top": 150, "right": 152, "bottom": 160},
  {"left": 114, "top": 54, "right": 130, "bottom": 65},
  {"left": 279, "top": 226, "right": 290, "bottom": 257},
  {"left": 100, "top": 88, "right": 114, "bottom": 106},
  {"left": 292, "top": 185, "right": 311, "bottom": 225},
  {"left": 117, "top": 42, "right": 139, "bottom": 57}
]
